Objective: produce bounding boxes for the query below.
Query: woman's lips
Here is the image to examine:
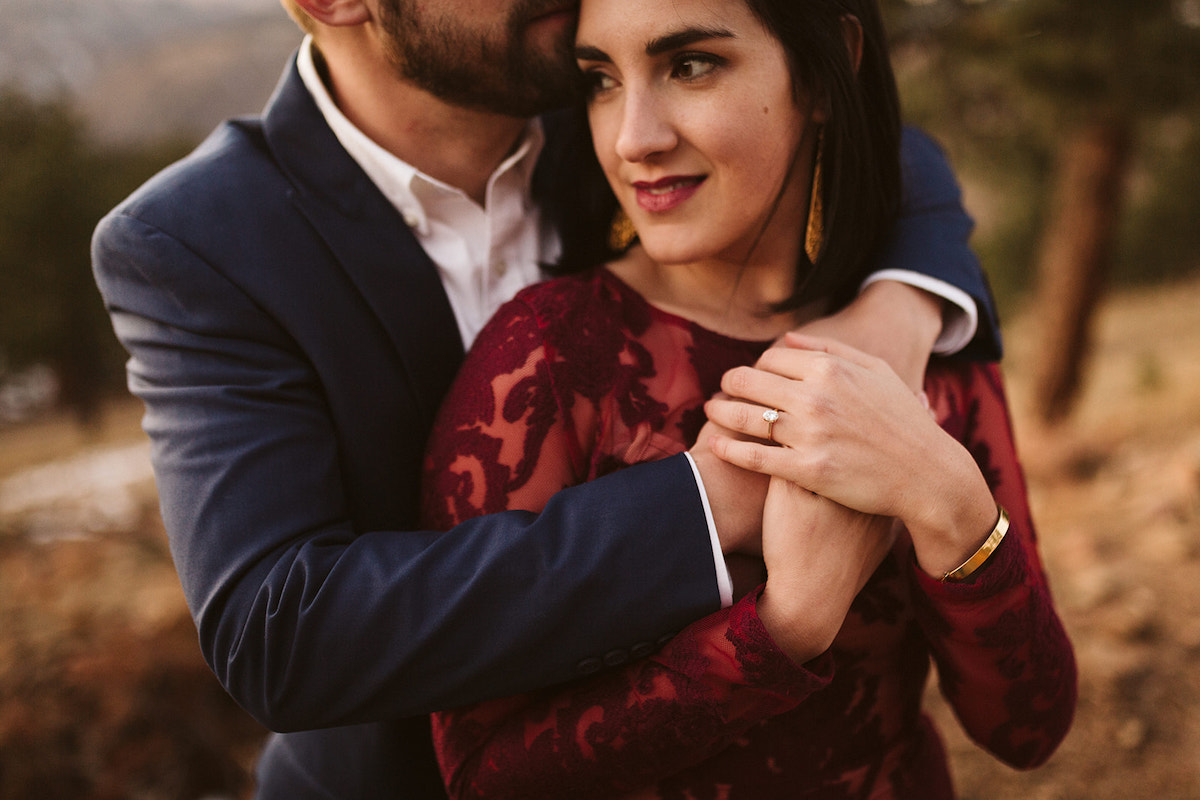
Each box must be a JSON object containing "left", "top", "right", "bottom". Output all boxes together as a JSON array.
[{"left": 634, "top": 176, "right": 705, "bottom": 213}]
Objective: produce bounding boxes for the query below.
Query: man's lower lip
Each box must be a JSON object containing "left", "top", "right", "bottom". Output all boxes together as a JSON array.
[{"left": 636, "top": 180, "right": 703, "bottom": 213}]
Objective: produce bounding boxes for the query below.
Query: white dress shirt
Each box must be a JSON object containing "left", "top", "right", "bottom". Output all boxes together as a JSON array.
[
  {"left": 297, "top": 36, "right": 978, "bottom": 608},
  {"left": 298, "top": 37, "right": 555, "bottom": 350}
]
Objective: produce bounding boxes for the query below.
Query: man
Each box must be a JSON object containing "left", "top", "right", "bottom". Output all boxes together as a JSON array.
[{"left": 91, "top": 0, "right": 1000, "bottom": 796}]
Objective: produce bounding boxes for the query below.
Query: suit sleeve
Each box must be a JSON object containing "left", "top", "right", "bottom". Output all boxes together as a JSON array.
[
  {"left": 90, "top": 209, "right": 723, "bottom": 732},
  {"left": 879, "top": 127, "right": 1003, "bottom": 361}
]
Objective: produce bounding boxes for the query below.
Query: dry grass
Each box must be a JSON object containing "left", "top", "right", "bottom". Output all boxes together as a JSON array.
[
  {"left": 0, "top": 399, "right": 145, "bottom": 480},
  {"left": 0, "top": 400, "right": 265, "bottom": 799}
]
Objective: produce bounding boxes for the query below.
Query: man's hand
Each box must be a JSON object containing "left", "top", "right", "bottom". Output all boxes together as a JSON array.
[
  {"left": 756, "top": 480, "right": 896, "bottom": 663},
  {"left": 689, "top": 415, "right": 769, "bottom": 556},
  {"left": 792, "top": 279, "right": 942, "bottom": 392}
]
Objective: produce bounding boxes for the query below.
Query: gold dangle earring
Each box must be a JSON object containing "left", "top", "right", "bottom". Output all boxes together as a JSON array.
[
  {"left": 805, "top": 130, "right": 825, "bottom": 265},
  {"left": 608, "top": 207, "right": 638, "bottom": 252}
]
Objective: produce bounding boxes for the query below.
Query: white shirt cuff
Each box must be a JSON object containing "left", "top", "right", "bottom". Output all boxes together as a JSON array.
[
  {"left": 683, "top": 451, "right": 734, "bottom": 608},
  {"left": 861, "top": 269, "right": 978, "bottom": 356}
]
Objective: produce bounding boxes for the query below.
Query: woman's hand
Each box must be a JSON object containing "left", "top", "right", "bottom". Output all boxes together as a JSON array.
[
  {"left": 756, "top": 478, "right": 895, "bottom": 663},
  {"left": 705, "top": 333, "right": 997, "bottom": 579}
]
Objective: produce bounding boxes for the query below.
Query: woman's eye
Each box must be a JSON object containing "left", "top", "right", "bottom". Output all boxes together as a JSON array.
[
  {"left": 671, "top": 54, "right": 720, "bottom": 80},
  {"left": 582, "top": 70, "right": 619, "bottom": 96}
]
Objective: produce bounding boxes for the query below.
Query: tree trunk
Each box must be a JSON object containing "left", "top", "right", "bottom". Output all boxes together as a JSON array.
[{"left": 1030, "top": 117, "right": 1133, "bottom": 425}]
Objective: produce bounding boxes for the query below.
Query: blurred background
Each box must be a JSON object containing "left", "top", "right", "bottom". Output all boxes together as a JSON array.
[{"left": 0, "top": 0, "right": 1198, "bottom": 797}]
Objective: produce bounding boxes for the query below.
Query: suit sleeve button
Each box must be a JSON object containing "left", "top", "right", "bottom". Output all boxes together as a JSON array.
[
  {"left": 630, "top": 641, "right": 654, "bottom": 659},
  {"left": 602, "top": 649, "right": 629, "bottom": 667},
  {"left": 577, "top": 658, "right": 603, "bottom": 675}
]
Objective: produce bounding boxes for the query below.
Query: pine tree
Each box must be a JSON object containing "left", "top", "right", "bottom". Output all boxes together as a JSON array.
[{"left": 885, "top": 0, "right": 1200, "bottom": 423}]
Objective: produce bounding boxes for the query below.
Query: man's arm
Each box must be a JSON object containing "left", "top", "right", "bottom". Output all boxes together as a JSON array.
[
  {"left": 863, "top": 126, "right": 1003, "bottom": 363},
  {"left": 795, "top": 127, "right": 1004, "bottom": 391},
  {"left": 795, "top": 279, "right": 941, "bottom": 391},
  {"left": 92, "top": 210, "right": 723, "bottom": 732}
]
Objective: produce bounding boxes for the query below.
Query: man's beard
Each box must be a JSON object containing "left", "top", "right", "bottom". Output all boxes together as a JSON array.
[{"left": 378, "top": 0, "right": 582, "bottom": 118}]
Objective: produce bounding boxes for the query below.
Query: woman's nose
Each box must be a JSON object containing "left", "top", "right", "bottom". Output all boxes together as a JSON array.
[{"left": 614, "top": 89, "right": 677, "bottom": 163}]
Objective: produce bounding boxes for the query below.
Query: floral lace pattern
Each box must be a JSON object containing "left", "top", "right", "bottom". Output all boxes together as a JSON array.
[{"left": 421, "top": 268, "right": 1076, "bottom": 799}]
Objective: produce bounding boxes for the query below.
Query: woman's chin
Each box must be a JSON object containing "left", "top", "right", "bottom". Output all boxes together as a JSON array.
[{"left": 636, "top": 236, "right": 710, "bottom": 268}]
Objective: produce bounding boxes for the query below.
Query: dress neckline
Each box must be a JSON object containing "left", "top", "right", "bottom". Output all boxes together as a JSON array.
[{"left": 597, "top": 266, "right": 777, "bottom": 351}]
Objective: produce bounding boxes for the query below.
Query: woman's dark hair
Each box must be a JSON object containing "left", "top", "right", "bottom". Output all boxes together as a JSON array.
[{"left": 539, "top": 0, "right": 902, "bottom": 314}]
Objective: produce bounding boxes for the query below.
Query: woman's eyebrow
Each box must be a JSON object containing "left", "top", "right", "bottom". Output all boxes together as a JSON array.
[
  {"left": 575, "top": 26, "right": 735, "bottom": 62},
  {"left": 575, "top": 44, "right": 611, "bottom": 62},
  {"left": 645, "top": 26, "right": 735, "bottom": 56}
]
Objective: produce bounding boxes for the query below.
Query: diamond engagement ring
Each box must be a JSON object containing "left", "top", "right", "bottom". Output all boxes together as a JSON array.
[{"left": 762, "top": 408, "right": 781, "bottom": 443}]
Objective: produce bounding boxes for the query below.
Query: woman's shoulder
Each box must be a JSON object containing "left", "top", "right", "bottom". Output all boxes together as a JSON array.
[
  {"left": 462, "top": 267, "right": 644, "bottom": 381},
  {"left": 506, "top": 266, "right": 657, "bottom": 340},
  {"left": 513, "top": 265, "right": 632, "bottom": 309}
]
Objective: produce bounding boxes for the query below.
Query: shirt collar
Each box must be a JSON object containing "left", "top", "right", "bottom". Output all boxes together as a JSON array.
[{"left": 295, "top": 36, "right": 544, "bottom": 236}]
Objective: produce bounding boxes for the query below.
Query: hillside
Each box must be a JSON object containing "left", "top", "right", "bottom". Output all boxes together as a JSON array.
[
  {"left": 0, "top": 0, "right": 300, "bottom": 144},
  {"left": 77, "top": 17, "right": 302, "bottom": 144}
]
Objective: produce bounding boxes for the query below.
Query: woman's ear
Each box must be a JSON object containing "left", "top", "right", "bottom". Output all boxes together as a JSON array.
[
  {"left": 840, "top": 14, "right": 864, "bottom": 74},
  {"left": 291, "top": 0, "right": 371, "bottom": 27}
]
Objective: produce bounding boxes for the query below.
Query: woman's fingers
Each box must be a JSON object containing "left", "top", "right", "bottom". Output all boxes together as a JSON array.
[
  {"left": 725, "top": 341, "right": 881, "bottom": 407},
  {"left": 705, "top": 394, "right": 789, "bottom": 444},
  {"left": 761, "top": 333, "right": 891, "bottom": 377},
  {"left": 721, "top": 360, "right": 804, "bottom": 408},
  {"left": 708, "top": 432, "right": 806, "bottom": 484}
]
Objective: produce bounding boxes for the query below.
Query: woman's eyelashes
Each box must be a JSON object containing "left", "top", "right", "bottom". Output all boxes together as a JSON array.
[
  {"left": 670, "top": 52, "right": 725, "bottom": 81},
  {"left": 580, "top": 51, "right": 727, "bottom": 99},
  {"left": 580, "top": 68, "right": 618, "bottom": 98}
]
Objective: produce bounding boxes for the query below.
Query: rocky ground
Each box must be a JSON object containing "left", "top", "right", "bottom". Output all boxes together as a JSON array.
[{"left": 2, "top": 275, "right": 1198, "bottom": 799}]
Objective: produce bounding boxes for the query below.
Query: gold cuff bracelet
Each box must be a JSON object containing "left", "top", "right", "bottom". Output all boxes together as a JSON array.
[{"left": 941, "top": 505, "right": 1010, "bottom": 583}]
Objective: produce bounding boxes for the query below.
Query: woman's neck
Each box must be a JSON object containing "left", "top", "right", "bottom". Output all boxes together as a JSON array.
[{"left": 608, "top": 245, "right": 820, "bottom": 342}]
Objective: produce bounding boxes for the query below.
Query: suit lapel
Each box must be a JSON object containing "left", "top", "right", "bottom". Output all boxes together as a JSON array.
[{"left": 258, "top": 55, "right": 465, "bottom": 423}]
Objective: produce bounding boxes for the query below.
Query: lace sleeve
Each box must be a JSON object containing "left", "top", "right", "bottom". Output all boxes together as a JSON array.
[
  {"left": 421, "top": 298, "right": 589, "bottom": 527},
  {"left": 912, "top": 362, "right": 1077, "bottom": 768}
]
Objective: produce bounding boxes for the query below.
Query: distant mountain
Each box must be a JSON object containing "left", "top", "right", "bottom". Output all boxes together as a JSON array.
[{"left": 1, "top": 0, "right": 301, "bottom": 145}]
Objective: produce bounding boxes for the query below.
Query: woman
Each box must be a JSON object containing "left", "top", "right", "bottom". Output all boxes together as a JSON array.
[{"left": 420, "top": 0, "right": 1076, "bottom": 796}]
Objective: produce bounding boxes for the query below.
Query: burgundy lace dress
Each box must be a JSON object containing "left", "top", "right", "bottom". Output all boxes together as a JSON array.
[{"left": 420, "top": 267, "right": 1076, "bottom": 800}]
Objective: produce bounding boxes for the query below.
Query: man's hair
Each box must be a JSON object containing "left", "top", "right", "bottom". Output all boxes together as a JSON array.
[{"left": 281, "top": 0, "right": 318, "bottom": 35}]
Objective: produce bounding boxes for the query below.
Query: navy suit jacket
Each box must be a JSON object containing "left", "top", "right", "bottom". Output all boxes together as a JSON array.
[{"left": 92, "top": 55, "right": 1000, "bottom": 799}]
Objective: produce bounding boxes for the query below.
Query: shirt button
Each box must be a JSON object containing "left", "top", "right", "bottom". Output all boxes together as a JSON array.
[
  {"left": 493, "top": 259, "right": 509, "bottom": 276},
  {"left": 402, "top": 212, "right": 420, "bottom": 229}
]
